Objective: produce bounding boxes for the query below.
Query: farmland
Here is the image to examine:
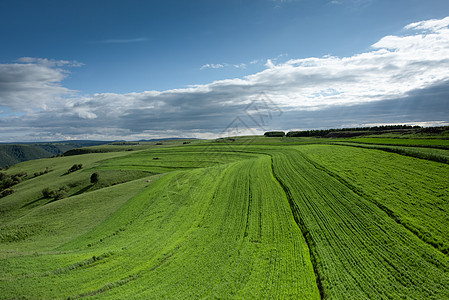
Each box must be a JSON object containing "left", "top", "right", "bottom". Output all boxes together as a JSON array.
[{"left": 0, "top": 137, "right": 448, "bottom": 299}]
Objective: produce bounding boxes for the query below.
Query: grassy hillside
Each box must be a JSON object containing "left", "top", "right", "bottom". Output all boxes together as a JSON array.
[
  {"left": 0, "top": 137, "right": 448, "bottom": 299},
  {"left": 0, "top": 141, "right": 110, "bottom": 168}
]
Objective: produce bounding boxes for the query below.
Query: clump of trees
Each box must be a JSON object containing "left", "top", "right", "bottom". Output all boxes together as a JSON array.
[
  {"left": 33, "top": 167, "right": 51, "bottom": 178},
  {"left": 0, "top": 188, "right": 14, "bottom": 198},
  {"left": 264, "top": 131, "right": 286, "bottom": 137},
  {"left": 64, "top": 149, "right": 106, "bottom": 156},
  {"left": 111, "top": 142, "right": 139, "bottom": 145},
  {"left": 65, "top": 164, "right": 83, "bottom": 174},
  {"left": 42, "top": 186, "right": 69, "bottom": 200},
  {"left": 0, "top": 171, "right": 27, "bottom": 198}
]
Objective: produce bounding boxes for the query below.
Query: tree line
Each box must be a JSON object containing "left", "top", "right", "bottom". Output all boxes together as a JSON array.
[{"left": 264, "top": 125, "right": 437, "bottom": 138}]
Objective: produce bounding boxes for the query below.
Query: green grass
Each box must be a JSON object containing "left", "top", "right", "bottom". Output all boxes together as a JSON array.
[
  {"left": 333, "top": 142, "right": 449, "bottom": 164},
  {"left": 299, "top": 144, "right": 449, "bottom": 254},
  {"left": 348, "top": 137, "right": 449, "bottom": 148},
  {"left": 0, "top": 149, "right": 320, "bottom": 299},
  {"left": 1, "top": 138, "right": 448, "bottom": 299},
  {"left": 271, "top": 147, "right": 449, "bottom": 299}
]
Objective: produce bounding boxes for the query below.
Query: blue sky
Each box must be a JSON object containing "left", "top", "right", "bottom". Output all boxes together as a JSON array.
[{"left": 1, "top": 0, "right": 449, "bottom": 141}]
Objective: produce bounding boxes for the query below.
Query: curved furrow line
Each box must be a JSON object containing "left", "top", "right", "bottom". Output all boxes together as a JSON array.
[{"left": 270, "top": 148, "right": 449, "bottom": 299}]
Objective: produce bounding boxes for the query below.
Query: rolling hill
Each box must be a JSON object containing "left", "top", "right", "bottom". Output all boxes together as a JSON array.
[
  {"left": 0, "top": 137, "right": 448, "bottom": 299},
  {"left": 0, "top": 141, "right": 111, "bottom": 168}
]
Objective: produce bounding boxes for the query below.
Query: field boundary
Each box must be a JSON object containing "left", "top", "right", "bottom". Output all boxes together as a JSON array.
[{"left": 268, "top": 154, "right": 324, "bottom": 299}]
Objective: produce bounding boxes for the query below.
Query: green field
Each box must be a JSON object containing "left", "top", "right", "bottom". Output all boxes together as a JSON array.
[
  {"left": 347, "top": 137, "right": 449, "bottom": 148},
  {"left": 1, "top": 137, "right": 448, "bottom": 299}
]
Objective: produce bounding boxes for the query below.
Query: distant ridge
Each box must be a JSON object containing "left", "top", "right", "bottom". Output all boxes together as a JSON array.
[
  {"left": 137, "top": 138, "right": 197, "bottom": 142},
  {"left": 0, "top": 141, "right": 110, "bottom": 168}
]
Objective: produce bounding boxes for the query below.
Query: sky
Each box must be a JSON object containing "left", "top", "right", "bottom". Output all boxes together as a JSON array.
[{"left": 1, "top": 0, "right": 449, "bottom": 142}]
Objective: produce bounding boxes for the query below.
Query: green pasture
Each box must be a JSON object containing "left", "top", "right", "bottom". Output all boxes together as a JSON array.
[{"left": 1, "top": 137, "right": 448, "bottom": 299}]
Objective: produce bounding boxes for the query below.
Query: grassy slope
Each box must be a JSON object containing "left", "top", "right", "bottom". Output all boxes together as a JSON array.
[
  {"left": 0, "top": 146, "right": 320, "bottom": 299},
  {"left": 1, "top": 138, "right": 448, "bottom": 299}
]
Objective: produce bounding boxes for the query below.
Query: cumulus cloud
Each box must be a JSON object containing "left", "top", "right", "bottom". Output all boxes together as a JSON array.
[
  {"left": 0, "top": 58, "right": 80, "bottom": 111},
  {"left": 1, "top": 16, "right": 449, "bottom": 141},
  {"left": 405, "top": 16, "right": 449, "bottom": 31}
]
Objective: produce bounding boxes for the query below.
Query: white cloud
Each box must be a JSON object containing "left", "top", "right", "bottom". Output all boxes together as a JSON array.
[
  {"left": 200, "top": 63, "right": 225, "bottom": 70},
  {"left": 233, "top": 63, "right": 247, "bottom": 69},
  {"left": 265, "top": 59, "right": 276, "bottom": 69},
  {"left": 1, "top": 17, "right": 449, "bottom": 141},
  {"left": 201, "top": 59, "right": 264, "bottom": 70},
  {"left": 0, "top": 58, "right": 80, "bottom": 111},
  {"left": 405, "top": 16, "right": 449, "bottom": 31},
  {"left": 16, "top": 57, "right": 84, "bottom": 67}
]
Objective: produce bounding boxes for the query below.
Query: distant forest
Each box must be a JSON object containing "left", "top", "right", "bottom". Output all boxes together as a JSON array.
[
  {"left": 0, "top": 141, "right": 109, "bottom": 168},
  {"left": 264, "top": 125, "right": 449, "bottom": 138}
]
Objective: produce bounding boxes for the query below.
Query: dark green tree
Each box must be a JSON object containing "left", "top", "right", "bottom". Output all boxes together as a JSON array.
[{"left": 90, "top": 172, "right": 99, "bottom": 184}]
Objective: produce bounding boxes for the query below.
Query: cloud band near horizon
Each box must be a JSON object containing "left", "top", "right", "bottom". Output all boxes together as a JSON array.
[{"left": 1, "top": 16, "right": 449, "bottom": 142}]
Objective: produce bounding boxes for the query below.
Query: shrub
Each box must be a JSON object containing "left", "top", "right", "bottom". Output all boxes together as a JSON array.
[
  {"left": 42, "top": 187, "right": 53, "bottom": 198},
  {"left": 53, "top": 187, "right": 68, "bottom": 200},
  {"left": 35, "top": 167, "right": 51, "bottom": 177},
  {"left": 264, "top": 131, "right": 286, "bottom": 137},
  {"left": 42, "top": 186, "right": 69, "bottom": 200},
  {"left": 0, "top": 188, "right": 14, "bottom": 198},
  {"left": 1, "top": 177, "right": 14, "bottom": 189},
  {"left": 0, "top": 172, "right": 29, "bottom": 191},
  {"left": 66, "top": 164, "right": 83, "bottom": 174},
  {"left": 90, "top": 172, "right": 99, "bottom": 184},
  {"left": 16, "top": 171, "right": 27, "bottom": 177}
]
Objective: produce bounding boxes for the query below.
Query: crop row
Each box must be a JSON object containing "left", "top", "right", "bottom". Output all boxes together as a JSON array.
[
  {"left": 0, "top": 149, "right": 320, "bottom": 299},
  {"left": 334, "top": 141, "right": 449, "bottom": 164},
  {"left": 347, "top": 137, "right": 449, "bottom": 148},
  {"left": 299, "top": 144, "right": 449, "bottom": 254},
  {"left": 270, "top": 148, "right": 449, "bottom": 299}
]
